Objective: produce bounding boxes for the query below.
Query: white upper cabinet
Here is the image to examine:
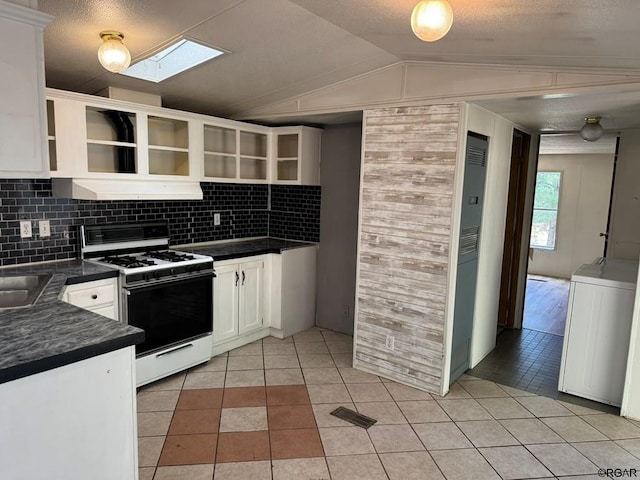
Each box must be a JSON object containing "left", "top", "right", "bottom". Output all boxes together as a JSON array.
[
  {"left": 0, "top": 3, "right": 52, "bottom": 178},
  {"left": 46, "top": 89, "right": 322, "bottom": 197},
  {"left": 272, "top": 126, "right": 322, "bottom": 185}
]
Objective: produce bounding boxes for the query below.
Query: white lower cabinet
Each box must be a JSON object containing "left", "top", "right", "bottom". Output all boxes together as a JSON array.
[
  {"left": 0, "top": 347, "right": 138, "bottom": 480},
  {"left": 60, "top": 277, "right": 119, "bottom": 320},
  {"left": 213, "top": 256, "right": 266, "bottom": 354}
]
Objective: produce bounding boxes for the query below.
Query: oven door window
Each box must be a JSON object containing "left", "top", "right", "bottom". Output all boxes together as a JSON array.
[{"left": 126, "top": 275, "right": 213, "bottom": 355}]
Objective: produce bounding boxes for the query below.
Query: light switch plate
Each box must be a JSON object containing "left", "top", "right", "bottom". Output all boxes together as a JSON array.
[
  {"left": 20, "top": 220, "right": 32, "bottom": 238},
  {"left": 39, "top": 220, "right": 51, "bottom": 238},
  {"left": 214, "top": 213, "right": 221, "bottom": 226}
]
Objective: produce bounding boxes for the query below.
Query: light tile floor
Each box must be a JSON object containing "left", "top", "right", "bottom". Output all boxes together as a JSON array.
[{"left": 137, "top": 327, "right": 640, "bottom": 479}]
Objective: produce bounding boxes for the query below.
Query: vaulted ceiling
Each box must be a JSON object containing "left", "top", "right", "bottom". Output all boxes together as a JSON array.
[{"left": 38, "top": 0, "right": 640, "bottom": 130}]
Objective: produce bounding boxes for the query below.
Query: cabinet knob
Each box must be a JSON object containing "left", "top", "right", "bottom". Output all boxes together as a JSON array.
[{"left": 91, "top": 294, "right": 98, "bottom": 300}]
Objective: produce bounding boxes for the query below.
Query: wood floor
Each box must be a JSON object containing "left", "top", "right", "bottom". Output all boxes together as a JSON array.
[{"left": 523, "top": 274, "right": 570, "bottom": 336}]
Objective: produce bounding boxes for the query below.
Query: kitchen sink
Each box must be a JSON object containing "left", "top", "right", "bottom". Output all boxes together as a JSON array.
[{"left": 0, "top": 274, "right": 52, "bottom": 308}]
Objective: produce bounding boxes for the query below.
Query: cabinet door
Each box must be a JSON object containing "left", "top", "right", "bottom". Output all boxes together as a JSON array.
[
  {"left": 238, "top": 260, "right": 264, "bottom": 335},
  {"left": 213, "top": 264, "right": 239, "bottom": 343}
]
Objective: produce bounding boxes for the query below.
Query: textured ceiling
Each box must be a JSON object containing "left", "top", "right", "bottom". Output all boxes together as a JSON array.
[{"left": 38, "top": 0, "right": 640, "bottom": 128}]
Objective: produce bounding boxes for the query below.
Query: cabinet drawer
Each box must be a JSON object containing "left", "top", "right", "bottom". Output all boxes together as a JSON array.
[{"left": 66, "top": 280, "right": 116, "bottom": 308}]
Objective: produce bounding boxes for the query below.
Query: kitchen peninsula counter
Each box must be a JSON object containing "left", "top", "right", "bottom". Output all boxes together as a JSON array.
[
  {"left": 180, "top": 237, "right": 316, "bottom": 261},
  {"left": 0, "top": 260, "right": 143, "bottom": 384}
]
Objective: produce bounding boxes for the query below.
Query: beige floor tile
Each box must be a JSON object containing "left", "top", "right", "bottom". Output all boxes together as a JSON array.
[
  {"left": 384, "top": 381, "right": 432, "bottom": 401},
  {"left": 318, "top": 426, "right": 375, "bottom": 456},
  {"left": 228, "top": 343, "right": 263, "bottom": 356},
  {"left": 326, "top": 341, "right": 353, "bottom": 354},
  {"left": 295, "top": 342, "right": 330, "bottom": 355},
  {"left": 436, "top": 399, "right": 492, "bottom": 421},
  {"left": 321, "top": 331, "right": 352, "bottom": 342},
  {"left": 515, "top": 395, "right": 574, "bottom": 417},
  {"left": 298, "top": 354, "right": 336, "bottom": 368},
  {"left": 456, "top": 420, "right": 519, "bottom": 447},
  {"left": 139, "top": 372, "right": 185, "bottom": 391},
  {"left": 527, "top": 443, "right": 599, "bottom": 476},
  {"left": 263, "top": 343, "right": 297, "bottom": 355},
  {"left": 214, "top": 460, "right": 272, "bottom": 480},
  {"left": 435, "top": 381, "right": 470, "bottom": 399},
  {"left": 368, "top": 424, "right": 425, "bottom": 453},
  {"left": 355, "top": 401, "right": 407, "bottom": 425},
  {"left": 497, "top": 384, "right": 537, "bottom": 397},
  {"left": 265, "top": 368, "right": 304, "bottom": 386},
  {"left": 226, "top": 355, "right": 264, "bottom": 371},
  {"left": 558, "top": 400, "right": 604, "bottom": 415},
  {"left": 307, "top": 384, "right": 352, "bottom": 404},
  {"left": 137, "top": 411, "right": 173, "bottom": 437},
  {"left": 582, "top": 414, "right": 640, "bottom": 440},
  {"left": 431, "top": 448, "right": 501, "bottom": 480},
  {"left": 380, "top": 451, "right": 445, "bottom": 480},
  {"left": 264, "top": 354, "right": 301, "bottom": 369},
  {"left": 293, "top": 331, "right": 326, "bottom": 343},
  {"left": 219, "top": 406, "right": 268, "bottom": 432},
  {"left": 183, "top": 371, "right": 226, "bottom": 389},
  {"left": 138, "top": 467, "right": 155, "bottom": 480},
  {"left": 477, "top": 397, "right": 535, "bottom": 419},
  {"left": 459, "top": 374, "right": 483, "bottom": 381},
  {"left": 224, "top": 370, "right": 265, "bottom": 388},
  {"left": 572, "top": 440, "right": 640, "bottom": 470},
  {"left": 303, "top": 367, "right": 343, "bottom": 384},
  {"left": 616, "top": 438, "right": 640, "bottom": 459},
  {"left": 272, "top": 457, "right": 330, "bottom": 480},
  {"left": 138, "top": 436, "right": 165, "bottom": 467},
  {"left": 541, "top": 416, "right": 608, "bottom": 443},
  {"left": 479, "top": 446, "right": 553, "bottom": 479},
  {"left": 459, "top": 379, "right": 509, "bottom": 398},
  {"left": 326, "top": 454, "right": 388, "bottom": 480},
  {"left": 190, "top": 355, "right": 227, "bottom": 372},
  {"left": 413, "top": 422, "right": 473, "bottom": 450},
  {"left": 398, "top": 400, "right": 450, "bottom": 423},
  {"left": 499, "top": 418, "right": 565, "bottom": 444},
  {"left": 312, "top": 403, "right": 357, "bottom": 427},
  {"left": 338, "top": 367, "right": 380, "bottom": 383},
  {"left": 263, "top": 335, "right": 294, "bottom": 344},
  {"left": 155, "top": 464, "right": 215, "bottom": 480},
  {"left": 332, "top": 353, "right": 353, "bottom": 367},
  {"left": 346, "top": 383, "right": 392, "bottom": 402},
  {"left": 137, "top": 390, "right": 180, "bottom": 412}
]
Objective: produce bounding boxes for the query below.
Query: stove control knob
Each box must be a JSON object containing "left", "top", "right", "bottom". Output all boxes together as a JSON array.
[
  {"left": 170, "top": 268, "right": 177, "bottom": 276},
  {"left": 153, "top": 272, "right": 161, "bottom": 280}
]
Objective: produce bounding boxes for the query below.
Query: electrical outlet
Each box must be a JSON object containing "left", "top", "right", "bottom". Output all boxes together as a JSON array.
[
  {"left": 20, "top": 221, "right": 32, "bottom": 238},
  {"left": 39, "top": 220, "right": 51, "bottom": 238},
  {"left": 385, "top": 334, "right": 395, "bottom": 350},
  {"left": 342, "top": 305, "right": 350, "bottom": 318},
  {"left": 214, "top": 213, "right": 221, "bottom": 226}
]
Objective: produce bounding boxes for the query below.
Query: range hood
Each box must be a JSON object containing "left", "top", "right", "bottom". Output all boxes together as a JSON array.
[{"left": 51, "top": 178, "right": 203, "bottom": 201}]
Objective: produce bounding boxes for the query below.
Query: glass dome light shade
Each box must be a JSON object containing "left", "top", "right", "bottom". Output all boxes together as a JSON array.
[
  {"left": 411, "top": 0, "right": 454, "bottom": 42},
  {"left": 580, "top": 117, "right": 604, "bottom": 142},
  {"left": 98, "top": 31, "right": 131, "bottom": 73}
]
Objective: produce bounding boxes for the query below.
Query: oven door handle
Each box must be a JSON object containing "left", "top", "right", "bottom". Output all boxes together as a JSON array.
[{"left": 124, "top": 271, "right": 215, "bottom": 293}]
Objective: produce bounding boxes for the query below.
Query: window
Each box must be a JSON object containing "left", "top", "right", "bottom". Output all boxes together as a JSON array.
[{"left": 530, "top": 172, "right": 561, "bottom": 249}]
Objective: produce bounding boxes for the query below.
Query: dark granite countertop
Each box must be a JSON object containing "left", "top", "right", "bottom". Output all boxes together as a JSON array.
[
  {"left": 0, "top": 260, "right": 143, "bottom": 385},
  {"left": 180, "top": 237, "right": 317, "bottom": 261}
]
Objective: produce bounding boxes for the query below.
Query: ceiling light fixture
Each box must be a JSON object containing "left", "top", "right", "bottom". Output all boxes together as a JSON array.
[
  {"left": 580, "top": 116, "right": 604, "bottom": 142},
  {"left": 411, "top": 0, "right": 454, "bottom": 42},
  {"left": 98, "top": 31, "right": 131, "bottom": 73}
]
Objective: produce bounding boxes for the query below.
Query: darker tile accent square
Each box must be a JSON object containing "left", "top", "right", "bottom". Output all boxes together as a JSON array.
[
  {"left": 158, "top": 434, "right": 217, "bottom": 466},
  {"left": 168, "top": 409, "right": 220, "bottom": 435},
  {"left": 268, "top": 404, "right": 316, "bottom": 430},
  {"left": 222, "top": 386, "right": 267, "bottom": 408},
  {"left": 266, "top": 385, "right": 311, "bottom": 406},
  {"left": 176, "top": 388, "right": 223, "bottom": 410},
  {"left": 270, "top": 428, "right": 324, "bottom": 460},
  {"left": 216, "top": 431, "right": 270, "bottom": 463}
]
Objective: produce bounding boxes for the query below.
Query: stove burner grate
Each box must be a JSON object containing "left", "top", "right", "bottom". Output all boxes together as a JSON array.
[
  {"left": 145, "top": 250, "right": 196, "bottom": 262},
  {"left": 100, "top": 255, "right": 157, "bottom": 268}
]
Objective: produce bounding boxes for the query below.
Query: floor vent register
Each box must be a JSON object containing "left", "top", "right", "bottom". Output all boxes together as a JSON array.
[{"left": 330, "top": 407, "right": 377, "bottom": 429}]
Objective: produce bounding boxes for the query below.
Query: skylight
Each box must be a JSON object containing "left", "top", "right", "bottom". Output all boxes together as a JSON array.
[{"left": 121, "top": 39, "right": 224, "bottom": 83}]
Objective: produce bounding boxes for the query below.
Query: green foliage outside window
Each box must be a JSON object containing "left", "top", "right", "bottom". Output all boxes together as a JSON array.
[{"left": 530, "top": 172, "right": 561, "bottom": 249}]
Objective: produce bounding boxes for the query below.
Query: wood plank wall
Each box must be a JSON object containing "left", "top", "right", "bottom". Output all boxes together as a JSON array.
[{"left": 354, "top": 104, "right": 461, "bottom": 394}]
